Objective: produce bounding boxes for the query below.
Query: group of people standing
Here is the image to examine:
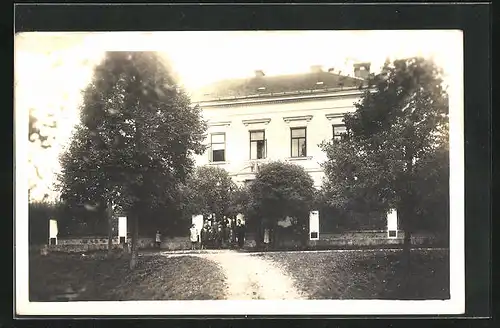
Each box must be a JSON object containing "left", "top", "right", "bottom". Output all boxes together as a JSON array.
[{"left": 189, "top": 219, "right": 246, "bottom": 250}]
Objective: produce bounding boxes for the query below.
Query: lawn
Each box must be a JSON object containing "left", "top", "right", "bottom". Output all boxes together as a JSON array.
[
  {"left": 258, "top": 249, "right": 450, "bottom": 300},
  {"left": 29, "top": 251, "right": 227, "bottom": 301}
]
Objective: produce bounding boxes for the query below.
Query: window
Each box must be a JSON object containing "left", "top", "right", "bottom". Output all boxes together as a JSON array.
[
  {"left": 210, "top": 133, "right": 226, "bottom": 162},
  {"left": 250, "top": 130, "right": 266, "bottom": 160},
  {"left": 332, "top": 124, "right": 348, "bottom": 140},
  {"left": 291, "top": 127, "right": 307, "bottom": 157},
  {"left": 244, "top": 179, "right": 254, "bottom": 187}
]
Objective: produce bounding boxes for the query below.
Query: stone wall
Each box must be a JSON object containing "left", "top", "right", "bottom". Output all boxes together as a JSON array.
[
  {"left": 47, "top": 235, "right": 191, "bottom": 253},
  {"left": 46, "top": 243, "right": 126, "bottom": 253},
  {"left": 317, "top": 230, "right": 442, "bottom": 246},
  {"left": 45, "top": 230, "right": 442, "bottom": 253},
  {"left": 160, "top": 236, "right": 192, "bottom": 250},
  {"left": 243, "top": 230, "right": 442, "bottom": 249},
  {"left": 57, "top": 236, "right": 122, "bottom": 246}
]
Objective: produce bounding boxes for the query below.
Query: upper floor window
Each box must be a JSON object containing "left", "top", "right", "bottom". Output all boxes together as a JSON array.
[
  {"left": 291, "top": 127, "right": 307, "bottom": 158},
  {"left": 332, "top": 124, "right": 348, "bottom": 141},
  {"left": 210, "top": 133, "right": 226, "bottom": 162},
  {"left": 250, "top": 130, "right": 266, "bottom": 160}
]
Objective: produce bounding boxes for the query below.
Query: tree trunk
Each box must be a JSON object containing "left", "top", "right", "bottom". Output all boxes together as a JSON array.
[
  {"left": 399, "top": 150, "right": 416, "bottom": 297},
  {"left": 107, "top": 208, "right": 113, "bottom": 257},
  {"left": 399, "top": 199, "right": 414, "bottom": 298},
  {"left": 255, "top": 221, "right": 263, "bottom": 249},
  {"left": 301, "top": 224, "right": 308, "bottom": 249},
  {"left": 129, "top": 214, "right": 139, "bottom": 270},
  {"left": 271, "top": 223, "right": 278, "bottom": 250}
]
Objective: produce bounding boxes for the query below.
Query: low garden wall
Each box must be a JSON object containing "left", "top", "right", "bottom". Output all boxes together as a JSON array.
[
  {"left": 318, "top": 230, "right": 441, "bottom": 245},
  {"left": 46, "top": 236, "right": 191, "bottom": 253},
  {"left": 43, "top": 230, "right": 443, "bottom": 253},
  {"left": 244, "top": 230, "right": 443, "bottom": 249}
]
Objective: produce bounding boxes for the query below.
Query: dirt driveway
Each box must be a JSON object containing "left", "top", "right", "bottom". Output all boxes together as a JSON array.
[{"left": 161, "top": 250, "right": 305, "bottom": 300}]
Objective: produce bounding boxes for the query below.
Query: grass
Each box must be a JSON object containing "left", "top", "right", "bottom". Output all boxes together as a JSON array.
[
  {"left": 258, "top": 249, "right": 450, "bottom": 300},
  {"left": 29, "top": 251, "right": 227, "bottom": 301}
]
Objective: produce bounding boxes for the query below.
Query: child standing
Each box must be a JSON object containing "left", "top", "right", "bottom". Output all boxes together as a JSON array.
[
  {"left": 263, "top": 228, "right": 270, "bottom": 251},
  {"left": 189, "top": 224, "right": 198, "bottom": 250},
  {"left": 155, "top": 230, "right": 162, "bottom": 249}
]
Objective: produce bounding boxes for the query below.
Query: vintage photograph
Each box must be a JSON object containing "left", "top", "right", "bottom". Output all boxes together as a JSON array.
[{"left": 15, "top": 30, "right": 464, "bottom": 315}]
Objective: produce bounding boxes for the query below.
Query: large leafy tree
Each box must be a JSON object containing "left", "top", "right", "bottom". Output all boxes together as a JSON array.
[
  {"left": 320, "top": 57, "right": 449, "bottom": 286},
  {"left": 228, "top": 184, "right": 252, "bottom": 219},
  {"left": 247, "top": 161, "right": 315, "bottom": 248},
  {"left": 57, "top": 51, "right": 207, "bottom": 268},
  {"left": 181, "top": 166, "right": 237, "bottom": 222}
]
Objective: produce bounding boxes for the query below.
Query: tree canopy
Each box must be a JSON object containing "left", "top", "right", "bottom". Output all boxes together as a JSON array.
[
  {"left": 320, "top": 57, "right": 449, "bottom": 236},
  {"left": 56, "top": 51, "right": 207, "bottom": 266},
  {"left": 181, "top": 166, "right": 237, "bottom": 221},
  {"left": 247, "top": 161, "right": 315, "bottom": 230}
]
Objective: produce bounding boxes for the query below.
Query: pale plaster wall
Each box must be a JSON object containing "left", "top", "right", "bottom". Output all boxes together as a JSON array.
[{"left": 194, "top": 91, "right": 362, "bottom": 187}]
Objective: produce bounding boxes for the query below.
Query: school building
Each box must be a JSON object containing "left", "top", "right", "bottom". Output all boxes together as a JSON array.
[
  {"left": 190, "top": 63, "right": 371, "bottom": 189},
  {"left": 187, "top": 63, "right": 398, "bottom": 241}
]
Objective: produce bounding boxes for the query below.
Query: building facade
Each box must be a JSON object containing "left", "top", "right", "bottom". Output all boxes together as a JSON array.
[{"left": 191, "top": 65, "right": 370, "bottom": 188}]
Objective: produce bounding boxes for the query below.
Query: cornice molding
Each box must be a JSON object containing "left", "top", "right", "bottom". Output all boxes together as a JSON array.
[
  {"left": 242, "top": 118, "right": 271, "bottom": 126},
  {"left": 196, "top": 88, "right": 371, "bottom": 108},
  {"left": 207, "top": 121, "right": 231, "bottom": 127},
  {"left": 283, "top": 115, "right": 313, "bottom": 123},
  {"left": 325, "top": 113, "right": 346, "bottom": 120}
]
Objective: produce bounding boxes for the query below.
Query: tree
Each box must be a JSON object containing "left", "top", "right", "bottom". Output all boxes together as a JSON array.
[
  {"left": 247, "top": 161, "right": 315, "bottom": 248},
  {"left": 181, "top": 166, "right": 237, "bottom": 223},
  {"left": 320, "top": 57, "right": 449, "bottom": 292},
  {"left": 228, "top": 184, "right": 251, "bottom": 218},
  {"left": 57, "top": 51, "right": 207, "bottom": 268}
]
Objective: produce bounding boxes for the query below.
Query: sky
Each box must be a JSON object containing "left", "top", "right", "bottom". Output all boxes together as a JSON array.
[{"left": 15, "top": 30, "right": 463, "bottom": 202}]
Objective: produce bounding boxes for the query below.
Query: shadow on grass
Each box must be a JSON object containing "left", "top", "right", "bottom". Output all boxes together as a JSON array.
[
  {"left": 260, "top": 249, "right": 450, "bottom": 300},
  {"left": 29, "top": 250, "right": 227, "bottom": 301}
]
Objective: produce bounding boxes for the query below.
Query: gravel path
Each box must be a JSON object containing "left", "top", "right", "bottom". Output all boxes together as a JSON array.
[{"left": 160, "top": 250, "right": 305, "bottom": 300}]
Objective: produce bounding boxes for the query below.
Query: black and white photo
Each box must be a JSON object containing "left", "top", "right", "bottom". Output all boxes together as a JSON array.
[{"left": 15, "top": 30, "right": 464, "bottom": 316}]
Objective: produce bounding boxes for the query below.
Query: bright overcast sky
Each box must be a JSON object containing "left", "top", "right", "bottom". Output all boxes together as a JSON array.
[{"left": 15, "top": 30, "right": 462, "bottom": 202}]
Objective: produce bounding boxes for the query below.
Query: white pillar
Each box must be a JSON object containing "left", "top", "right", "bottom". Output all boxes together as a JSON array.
[
  {"left": 118, "top": 216, "right": 127, "bottom": 243},
  {"left": 387, "top": 209, "right": 398, "bottom": 238},
  {"left": 192, "top": 214, "right": 203, "bottom": 231},
  {"left": 309, "top": 210, "right": 319, "bottom": 240},
  {"left": 49, "top": 219, "right": 58, "bottom": 245}
]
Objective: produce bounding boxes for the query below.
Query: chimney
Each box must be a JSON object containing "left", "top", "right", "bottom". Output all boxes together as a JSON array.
[
  {"left": 310, "top": 65, "right": 323, "bottom": 73},
  {"left": 353, "top": 62, "right": 371, "bottom": 79},
  {"left": 254, "top": 70, "right": 265, "bottom": 77}
]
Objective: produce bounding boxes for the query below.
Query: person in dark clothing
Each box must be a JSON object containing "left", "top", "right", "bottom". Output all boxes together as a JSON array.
[
  {"left": 223, "top": 223, "right": 231, "bottom": 249},
  {"left": 236, "top": 220, "right": 246, "bottom": 249},
  {"left": 215, "top": 223, "right": 223, "bottom": 249},
  {"left": 207, "top": 224, "right": 214, "bottom": 249},
  {"left": 200, "top": 224, "right": 208, "bottom": 250}
]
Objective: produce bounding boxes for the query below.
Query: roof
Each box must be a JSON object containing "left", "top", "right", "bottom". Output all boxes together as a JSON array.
[{"left": 191, "top": 70, "right": 366, "bottom": 102}]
